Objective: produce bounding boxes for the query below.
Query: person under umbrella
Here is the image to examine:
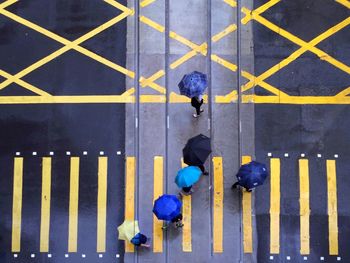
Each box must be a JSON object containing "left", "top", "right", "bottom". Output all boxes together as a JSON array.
[
  {"left": 117, "top": 220, "right": 150, "bottom": 248},
  {"left": 175, "top": 166, "right": 202, "bottom": 196},
  {"left": 153, "top": 194, "right": 184, "bottom": 229},
  {"left": 183, "top": 134, "right": 211, "bottom": 175},
  {"left": 178, "top": 71, "right": 207, "bottom": 118},
  {"left": 232, "top": 161, "right": 268, "bottom": 192}
]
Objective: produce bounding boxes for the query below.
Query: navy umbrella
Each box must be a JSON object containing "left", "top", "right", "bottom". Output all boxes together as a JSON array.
[
  {"left": 236, "top": 161, "right": 268, "bottom": 189},
  {"left": 183, "top": 134, "right": 211, "bottom": 166},
  {"left": 153, "top": 194, "right": 182, "bottom": 221},
  {"left": 178, "top": 71, "right": 207, "bottom": 98}
]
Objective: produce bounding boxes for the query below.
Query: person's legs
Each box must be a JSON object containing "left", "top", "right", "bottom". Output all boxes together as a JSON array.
[
  {"left": 231, "top": 182, "right": 239, "bottom": 189},
  {"left": 199, "top": 165, "right": 209, "bottom": 175}
]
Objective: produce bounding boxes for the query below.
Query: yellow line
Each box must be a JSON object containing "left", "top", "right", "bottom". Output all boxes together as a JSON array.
[
  {"left": 242, "top": 156, "right": 253, "bottom": 253},
  {"left": 140, "top": 16, "right": 165, "bottom": 32},
  {"left": 212, "top": 24, "right": 237, "bottom": 42},
  {"left": 327, "top": 160, "right": 338, "bottom": 255},
  {"left": 139, "top": 70, "right": 166, "bottom": 94},
  {"left": 299, "top": 159, "right": 310, "bottom": 255},
  {"left": 0, "top": 95, "right": 135, "bottom": 104},
  {"left": 213, "top": 157, "right": 223, "bottom": 253},
  {"left": 153, "top": 156, "right": 163, "bottom": 253},
  {"left": 211, "top": 55, "right": 237, "bottom": 72},
  {"left": 170, "top": 50, "right": 198, "bottom": 69},
  {"left": 125, "top": 157, "right": 135, "bottom": 252},
  {"left": 68, "top": 157, "right": 80, "bottom": 252},
  {"left": 11, "top": 157, "right": 23, "bottom": 252},
  {"left": 181, "top": 159, "right": 192, "bottom": 252},
  {"left": 0, "top": 69, "right": 51, "bottom": 96},
  {"left": 40, "top": 157, "right": 52, "bottom": 252},
  {"left": 97, "top": 157, "right": 108, "bottom": 253},
  {"left": 223, "top": 0, "right": 237, "bottom": 8},
  {"left": 140, "top": 0, "right": 156, "bottom": 8},
  {"left": 104, "top": 0, "right": 134, "bottom": 13},
  {"left": 0, "top": 0, "right": 18, "bottom": 10},
  {"left": 335, "top": 86, "right": 350, "bottom": 97},
  {"left": 336, "top": 0, "right": 350, "bottom": 8},
  {"left": 241, "top": 0, "right": 280, "bottom": 24},
  {"left": 270, "top": 158, "right": 280, "bottom": 254}
]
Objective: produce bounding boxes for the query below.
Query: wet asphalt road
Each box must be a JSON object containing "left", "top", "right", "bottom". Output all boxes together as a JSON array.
[
  {"left": 0, "top": 0, "right": 127, "bottom": 262},
  {"left": 253, "top": 0, "right": 350, "bottom": 262}
]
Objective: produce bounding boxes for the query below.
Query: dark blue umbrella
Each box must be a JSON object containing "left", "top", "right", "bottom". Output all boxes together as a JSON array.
[
  {"left": 236, "top": 161, "right": 268, "bottom": 189},
  {"left": 153, "top": 194, "right": 182, "bottom": 221},
  {"left": 178, "top": 71, "right": 207, "bottom": 98}
]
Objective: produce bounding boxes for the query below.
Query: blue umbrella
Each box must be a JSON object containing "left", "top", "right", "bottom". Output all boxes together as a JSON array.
[
  {"left": 236, "top": 161, "right": 268, "bottom": 189},
  {"left": 175, "top": 166, "right": 202, "bottom": 188},
  {"left": 153, "top": 194, "right": 182, "bottom": 221},
  {"left": 178, "top": 71, "right": 207, "bottom": 98}
]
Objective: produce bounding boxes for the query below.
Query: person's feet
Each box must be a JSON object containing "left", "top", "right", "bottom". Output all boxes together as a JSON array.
[
  {"left": 200, "top": 109, "right": 204, "bottom": 113},
  {"left": 193, "top": 113, "right": 199, "bottom": 118},
  {"left": 203, "top": 171, "right": 209, "bottom": 176},
  {"left": 180, "top": 189, "right": 194, "bottom": 196}
]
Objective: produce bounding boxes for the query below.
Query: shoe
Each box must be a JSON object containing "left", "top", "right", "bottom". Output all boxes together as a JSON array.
[
  {"left": 200, "top": 109, "right": 204, "bottom": 113},
  {"left": 203, "top": 171, "right": 209, "bottom": 176},
  {"left": 193, "top": 113, "right": 199, "bottom": 118}
]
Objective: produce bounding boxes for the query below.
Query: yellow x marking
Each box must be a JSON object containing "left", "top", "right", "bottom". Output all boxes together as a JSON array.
[
  {"left": 0, "top": 0, "right": 134, "bottom": 95},
  {"left": 241, "top": 7, "right": 350, "bottom": 92},
  {"left": 336, "top": 0, "right": 350, "bottom": 9}
]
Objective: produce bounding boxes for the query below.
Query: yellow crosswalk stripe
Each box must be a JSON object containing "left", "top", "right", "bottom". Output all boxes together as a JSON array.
[
  {"left": 181, "top": 159, "right": 192, "bottom": 252},
  {"left": 68, "top": 157, "right": 80, "bottom": 252},
  {"left": 242, "top": 156, "right": 253, "bottom": 253},
  {"left": 153, "top": 156, "right": 163, "bottom": 253},
  {"left": 11, "top": 157, "right": 23, "bottom": 252},
  {"left": 270, "top": 158, "right": 280, "bottom": 254},
  {"left": 40, "top": 157, "right": 52, "bottom": 252},
  {"left": 327, "top": 160, "right": 338, "bottom": 255},
  {"left": 213, "top": 157, "right": 223, "bottom": 253},
  {"left": 125, "top": 157, "right": 135, "bottom": 252},
  {"left": 97, "top": 157, "right": 108, "bottom": 252},
  {"left": 299, "top": 159, "right": 310, "bottom": 255}
]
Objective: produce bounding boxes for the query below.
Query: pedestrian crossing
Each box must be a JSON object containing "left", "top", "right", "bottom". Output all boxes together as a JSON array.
[{"left": 0, "top": 154, "right": 348, "bottom": 260}]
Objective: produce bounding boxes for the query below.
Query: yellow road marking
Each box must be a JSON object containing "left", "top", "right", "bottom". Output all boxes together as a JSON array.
[
  {"left": 104, "top": 0, "right": 134, "bottom": 14},
  {"left": 213, "top": 157, "right": 223, "bottom": 253},
  {"left": 211, "top": 55, "right": 237, "bottom": 72},
  {"left": 241, "top": 0, "right": 280, "bottom": 24},
  {"left": 139, "top": 70, "right": 166, "bottom": 94},
  {"left": 97, "top": 157, "right": 108, "bottom": 252},
  {"left": 335, "top": 0, "right": 350, "bottom": 9},
  {"left": 40, "top": 157, "right": 52, "bottom": 252},
  {"left": 11, "top": 157, "right": 23, "bottom": 252},
  {"left": 270, "top": 158, "right": 280, "bottom": 254},
  {"left": 125, "top": 157, "right": 135, "bottom": 252},
  {"left": 327, "top": 160, "right": 338, "bottom": 255},
  {"left": 212, "top": 24, "right": 237, "bottom": 42},
  {"left": 335, "top": 86, "right": 350, "bottom": 97},
  {"left": 0, "top": 0, "right": 18, "bottom": 9},
  {"left": 181, "top": 159, "right": 192, "bottom": 252},
  {"left": 153, "top": 156, "right": 163, "bottom": 253},
  {"left": 140, "top": 16, "right": 165, "bottom": 32},
  {"left": 0, "top": 9, "right": 134, "bottom": 92},
  {"left": 247, "top": 95, "right": 350, "bottom": 104},
  {"left": 68, "top": 157, "right": 80, "bottom": 252},
  {"left": 242, "top": 156, "right": 253, "bottom": 253},
  {"left": 223, "top": 0, "right": 237, "bottom": 8},
  {"left": 215, "top": 90, "right": 238, "bottom": 103},
  {"left": 140, "top": 0, "right": 156, "bottom": 8},
  {"left": 299, "top": 159, "right": 310, "bottom": 255},
  {"left": 0, "top": 69, "right": 51, "bottom": 96}
]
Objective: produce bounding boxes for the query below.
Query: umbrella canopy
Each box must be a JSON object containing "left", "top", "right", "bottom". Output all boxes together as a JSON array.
[
  {"left": 153, "top": 194, "right": 182, "bottom": 221},
  {"left": 178, "top": 71, "right": 207, "bottom": 98},
  {"left": 117, "top": 220, "right": 140, "bottom": 241},
  {"left": 175, "top": 166, "right": 202, "bottom": 188},
  {"left": 236, "top": 161, "right": 268, "bottom": 189},
  {"left": 183, "top": 134, "right": 211, "bottom": 166}
]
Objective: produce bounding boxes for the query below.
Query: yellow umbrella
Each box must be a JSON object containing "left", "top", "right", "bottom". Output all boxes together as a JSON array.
[{"left": 117, "top": 220, "right": 140, "bottom": 241}]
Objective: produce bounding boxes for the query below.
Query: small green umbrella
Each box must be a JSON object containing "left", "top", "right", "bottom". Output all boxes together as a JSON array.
[{"left": 118, "top": 220, "right": 140, "bottom": 241}]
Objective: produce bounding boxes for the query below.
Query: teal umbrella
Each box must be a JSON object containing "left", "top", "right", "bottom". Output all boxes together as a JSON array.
[{"left": 175, "top": 166, "right": 202, "bottom": 188}]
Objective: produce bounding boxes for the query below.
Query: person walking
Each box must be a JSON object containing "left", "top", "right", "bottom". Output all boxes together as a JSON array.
[
  {"left": 191, "top": 95, "right": 204, "bottom": 118},
  {"left": 153, "top": 194, "right": 184, "bottom": 230},
  {"left": 175, "top": 166, "right": 201, "bottom": 196},
  {"left": 130, "top": 233, "right": 151, "bottom": 248},
  {"left": 162, "top": 212, "right": 184, "bottom": 229},
  {"left": 232, "top": 161, "right": 268, "bottom": 192}
]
